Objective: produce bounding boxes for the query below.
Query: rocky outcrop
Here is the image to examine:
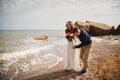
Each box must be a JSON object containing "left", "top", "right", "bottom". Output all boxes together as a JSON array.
[
  {"left": 89, "top": 25, "right": 114, "bottom": 36},
  {"left": 114, "top": 24, "right": 120, "bottom": 34},
  {"left": 86, "top": 21, "right": 115, "bottom": 36},
  {"left": 74, "top": 21, "right": 90, "bottom": 34},
  {"left": 74, "top": 21, "right": 118, "bottom": 36},
  {"left": 86, "top": 21, "right": 111, "bottom": 29},
  {"left": 33, "top": 35, "right": 48, "bottom": 40}
]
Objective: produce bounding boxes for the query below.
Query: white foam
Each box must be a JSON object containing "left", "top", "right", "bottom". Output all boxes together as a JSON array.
[
  {"left": 9, "top": 65, "right": 19, "bottom": 80},
  {"left": 20, "top": 53, "right": 63, "bottom": 72},
  {"left": 0, "top": 45, "right": 54, "bottom": 60},
  {"left": 22, "top": 63, "right": 29, "bottom": 72},
  {"left": 0, "top": 52, "right": 64, "bottom": 79},
  {"left": 43, "top": 53, "right": 63, "bottom": 69},
  {"left": 3, "top": 59, "right": 18, "bottom": 68},
  {"left": 91, "top": 37, "right": 120, "bottom": 44},
  {"left": 109, "top": 40, "right": 120, "bottom": 44},
  {"left": 91, "top": 37, "right": 104, "bottom": 43}
]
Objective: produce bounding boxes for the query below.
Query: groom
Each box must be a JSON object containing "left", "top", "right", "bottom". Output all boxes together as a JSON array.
[{"left": 72, "top": 27, "right": 92, "bottom": 74}]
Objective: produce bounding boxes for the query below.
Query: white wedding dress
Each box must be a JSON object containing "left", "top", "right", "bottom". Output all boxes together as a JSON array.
[{"left": 65, "top": 37, "right": 84, "bottom": 72}]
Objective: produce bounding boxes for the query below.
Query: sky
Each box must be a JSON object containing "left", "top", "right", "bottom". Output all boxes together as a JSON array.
[{"left": 0, "top": 0, "right": 120, "bottom": 30}]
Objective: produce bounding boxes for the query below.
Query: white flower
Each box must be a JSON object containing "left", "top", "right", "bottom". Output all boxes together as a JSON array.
[{"left": 70, "top": 33, "right": 73, "bottom": 36}]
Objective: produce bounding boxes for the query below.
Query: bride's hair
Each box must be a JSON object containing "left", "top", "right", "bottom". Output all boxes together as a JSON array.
[
  {"left": 65, "top": 21, "right": 74, "bottom": 33},
  {"left": 65, "top": 21, "right": 75, "bottom": 42}
]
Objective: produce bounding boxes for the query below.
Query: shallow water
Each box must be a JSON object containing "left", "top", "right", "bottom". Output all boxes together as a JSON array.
[{"left": 0, "top": 30, "right": 65, "bottom": 79}]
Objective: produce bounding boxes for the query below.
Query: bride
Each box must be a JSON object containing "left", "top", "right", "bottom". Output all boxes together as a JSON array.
[{"left": 64, "top": 21, "right": 83, "bottom": 72}]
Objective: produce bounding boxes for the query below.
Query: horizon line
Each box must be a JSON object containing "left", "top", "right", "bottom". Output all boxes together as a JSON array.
[{"left": 0, "top": 29, "right": 64, "bottom": 31}]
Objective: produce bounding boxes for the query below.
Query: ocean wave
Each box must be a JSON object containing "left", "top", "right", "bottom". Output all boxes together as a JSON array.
[
  {"left": 91, "top": 37, "right": 104, "bottom": 43},
  {"left": 0, "top": 51, "right": 64, "bottom": 80},
  {"left": 43, "top": 53, "right": 63, "bottom": 69},
  {"left": 0, "top": 45, "right": 54, "bottom": 60}
]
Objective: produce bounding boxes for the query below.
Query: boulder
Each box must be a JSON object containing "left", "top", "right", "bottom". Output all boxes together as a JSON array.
[
  {"left": 74, "top": 21, "right": 90, "bottom": 34},
  {"left": 86, "top": 21, "right": 111, "bottom": 29},
  {"left": 74, "top": 21, "right": 116, "bottom": 36},
  {"left": 33, "top": 35, "right": 48, "bottom": 40},
  {"left": 115, "top": 24, "right": 120, "bottom": 34},
  {"left": 90, "top": 25, "right": 114, "bottom": 36},
  {"left": 86, "top": 21, "right": 115, "bottom": 36}
]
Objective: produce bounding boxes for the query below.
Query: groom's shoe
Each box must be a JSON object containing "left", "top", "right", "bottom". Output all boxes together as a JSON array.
[{"left": 78, "top": 70, "right": 86, "bottom": 75}]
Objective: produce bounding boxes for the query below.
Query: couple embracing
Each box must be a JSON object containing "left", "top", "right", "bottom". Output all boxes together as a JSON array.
[{"left": 64, "top": 21, "right": 92, "bottom": 74}]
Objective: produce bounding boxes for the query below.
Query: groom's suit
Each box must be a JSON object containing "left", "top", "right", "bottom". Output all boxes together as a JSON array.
[{"left": 75, "top": 28, "right": 92, "bottom": 70}]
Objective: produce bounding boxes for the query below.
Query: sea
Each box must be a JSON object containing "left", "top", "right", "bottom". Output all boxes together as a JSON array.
[
  {"left": 0, "top": 30, "right": 66, "bottom": 55},
  {"left": 0, "top": 30, "right": 67, "bottom": 80}
]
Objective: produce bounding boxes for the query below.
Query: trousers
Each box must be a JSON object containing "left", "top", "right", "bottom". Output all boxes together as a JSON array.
[{"left": 80, "top": 44, "right": 92, "bottom": 70}]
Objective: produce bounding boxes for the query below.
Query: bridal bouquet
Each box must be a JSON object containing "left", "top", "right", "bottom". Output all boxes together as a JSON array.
[{"left": 65, "top": 32, "right": 74, "bottom": 42}]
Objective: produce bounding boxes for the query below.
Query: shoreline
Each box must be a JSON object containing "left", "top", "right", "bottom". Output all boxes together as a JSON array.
[
  {"left": 0, "top": 35, "right": 120, "bottom": 80},
  {"left": 27, "top": 36, "right": 120, "bottom": 80}
]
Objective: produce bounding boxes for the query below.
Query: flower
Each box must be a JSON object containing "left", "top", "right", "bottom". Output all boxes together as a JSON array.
[
  {"left": 65, "top": 32, "right": 74, "bottom": 42},
  {"left": 66, "top": 32, "right": 71, "bottom": 36},
  {"left": 70, "top": 33, "right": 73, "bottom": 37}
]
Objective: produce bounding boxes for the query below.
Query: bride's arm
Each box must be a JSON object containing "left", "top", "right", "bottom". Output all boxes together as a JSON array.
[
  {"left": 72, "top": 36, "right": 77, "bottom": 45},
  {"left": 72, "top": 36, "right": 81, "bottom": 45}
]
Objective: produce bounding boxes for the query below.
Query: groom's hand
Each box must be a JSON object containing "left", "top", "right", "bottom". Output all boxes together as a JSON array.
[{"left": 72, "top": 46, "right": 75, "bottom": 49}]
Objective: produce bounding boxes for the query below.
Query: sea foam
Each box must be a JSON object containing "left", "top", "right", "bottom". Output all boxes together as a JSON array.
[{"left": 0, "top": 45, "right": 54, "bottom": 60}]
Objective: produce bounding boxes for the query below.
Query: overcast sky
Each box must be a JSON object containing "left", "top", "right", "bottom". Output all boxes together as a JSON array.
[{"left": 0, "top": 0, "right": 120, "bottom": 30}]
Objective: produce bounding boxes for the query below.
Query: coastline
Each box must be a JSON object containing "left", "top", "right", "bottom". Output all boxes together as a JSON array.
[
  {"left": 27, "top": 35, "right": 120, "bottom": 80},
  {"left": 0, "top": 35, "right": 120, "bottom": 80}
]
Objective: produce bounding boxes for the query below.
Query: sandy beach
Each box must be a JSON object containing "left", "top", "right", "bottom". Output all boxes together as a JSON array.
[
  {"left": 28, "top": 35, "right": 120, "bottom": 80},
  {"left": 1, "top": 0, "right": 120, "bottom": 79},
  {"left": 0, "top": 35, "right": 120, "bottom": 80}
]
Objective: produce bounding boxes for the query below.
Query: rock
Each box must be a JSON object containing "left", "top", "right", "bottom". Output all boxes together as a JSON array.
[
  {"left": 86, "top": 21, "right": 111, "bottom": 29},
  {"left": 76, "top": 76, "right": 84, "bottom": 80},
  {"left": 100, "top": 63, "right": 107, "bottom": 71},
  {"left": 33, "top": 35, "right": 48, "bottom": 40},
  {"left": 86, "top": 21, "right": 115, "bottom": 36},
  {"left": 93, "top": 68, "right": 98, "bottom": 74},
  {"left": 90, "top": 25, "right": 110, "bottom": 36},
  {"left": 53, "top": 79, "right": 59, "bottom": 80},
  {"left": 68, "top": 78, "right": 75, "bottom": 80},
  {"left": 75, "top": 76, "right": 81, "bottom": 80},
  {"left": 115, "top": 24, "right": 120, "bottom": 34},
  {"left": 74, "top": 20, "right": 117, "bottom": 36},
  {"left": 91, "top": 77, "right": 101, "bottom": 80},
  {"left": 74, "top": 21, "right": 91, "bottom": 34},
  {"left": 114, "top": 38, "right": 118, "bottom": 40},
  {"left": 98, "top": 69, "right": 104, "bottom": 78},
  {"left": 110, "top": 26, "right": 116, "bottom": 34}
]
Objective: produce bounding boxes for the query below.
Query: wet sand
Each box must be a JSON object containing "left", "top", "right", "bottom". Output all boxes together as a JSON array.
[{"left": 28, "top": 35, "right": 120, "bottom": 80}]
